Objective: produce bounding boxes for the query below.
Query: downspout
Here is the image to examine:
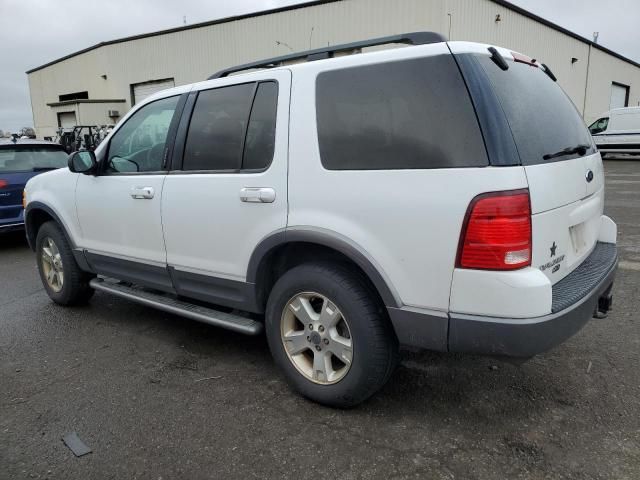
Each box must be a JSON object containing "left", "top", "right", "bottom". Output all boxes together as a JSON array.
[{"left": 582, "top": 44, "right": 592, "bottom": 118}]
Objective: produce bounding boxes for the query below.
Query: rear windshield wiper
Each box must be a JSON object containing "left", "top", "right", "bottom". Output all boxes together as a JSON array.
[{"left": 542, "top": 144, "right": 590, "bottom": 161}]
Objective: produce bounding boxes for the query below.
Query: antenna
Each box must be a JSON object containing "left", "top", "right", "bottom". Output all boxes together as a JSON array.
[
  {"left": 593, "top": 32, "right": 599, "bottom": 43},
  {"left": 183, "top": 15, "right": 187, "bottom": 25}
]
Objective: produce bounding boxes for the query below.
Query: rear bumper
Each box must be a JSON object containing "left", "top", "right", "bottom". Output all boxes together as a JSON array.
[
  {"left": 448, "top": 242, "right": 617, "bottom": 357},
  {"left": 389, "top": 242, "right": 617, "bottom": 357}
]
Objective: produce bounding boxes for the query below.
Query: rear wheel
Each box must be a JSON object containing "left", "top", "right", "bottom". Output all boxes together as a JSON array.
[
  {"left": 265, "top": 262, "right": 398, "bottom": 407},
  {"left": 36, "top": 221, "right": 94, "bottom": 305}
]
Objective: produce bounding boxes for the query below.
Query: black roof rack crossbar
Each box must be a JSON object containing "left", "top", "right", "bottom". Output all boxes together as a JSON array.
[{"left": 207, "top": 31, "right": 447, "bottom": 79}]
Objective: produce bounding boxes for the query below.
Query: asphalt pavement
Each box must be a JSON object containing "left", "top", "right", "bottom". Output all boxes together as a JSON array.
[{"left": 1, "top": 160, "right": 639, "bottom": 479}]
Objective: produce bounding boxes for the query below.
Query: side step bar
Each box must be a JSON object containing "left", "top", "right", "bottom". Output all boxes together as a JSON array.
[{"left": 89, "top": 278, "right": 263, "bottom": 335}]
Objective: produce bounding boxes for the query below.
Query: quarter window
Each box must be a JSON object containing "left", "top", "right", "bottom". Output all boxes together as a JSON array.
[
  {"left": 107, "top": 95, "right": 180, "bottom": 173},
  {"left": 315, "top": 56, "right": 488, "bottom": 170}
]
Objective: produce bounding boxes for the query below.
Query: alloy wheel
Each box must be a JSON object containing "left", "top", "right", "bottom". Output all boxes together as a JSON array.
[
  {"left": 41, "top": 237, "right": 64, "bottom": 293},
  {"left": 280, "top": 292, "right": 353, "bottom": 385}
]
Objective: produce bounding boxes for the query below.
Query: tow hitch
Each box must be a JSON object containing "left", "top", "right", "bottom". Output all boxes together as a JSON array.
[{"left": 594, "top": 288, "right": 613, "bottom": 319}]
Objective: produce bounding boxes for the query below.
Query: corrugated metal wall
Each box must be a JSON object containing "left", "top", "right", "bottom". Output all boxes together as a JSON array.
[{"left": 28, "top": 0, "right": 640, "bottom": 137}]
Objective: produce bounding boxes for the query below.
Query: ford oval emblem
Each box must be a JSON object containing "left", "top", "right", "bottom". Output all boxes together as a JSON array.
[{"left": 586, "top": 170, "right": 594, "bottom": 183}]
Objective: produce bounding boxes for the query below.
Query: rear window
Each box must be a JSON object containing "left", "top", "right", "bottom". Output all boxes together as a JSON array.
[
  {"left": 315, "top": 55, "right": 488, "bottom": 170},
  {"left": 0, "top": 148, "right": 68, "bottom": 173},
  {"left": 476, "top": 55, "right": 595, "bottom": 165}
]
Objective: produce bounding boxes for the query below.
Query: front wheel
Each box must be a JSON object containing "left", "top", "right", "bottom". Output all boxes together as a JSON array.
[
  {"left": 265, "top": 262, "right": 398, "bottom": 408},
  {"left": 36, "top": 221, "right": 94, "bottom": 306}
]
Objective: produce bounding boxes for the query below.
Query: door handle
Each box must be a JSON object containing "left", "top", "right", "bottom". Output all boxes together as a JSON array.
[
  {"left": 240, "top": 187, "right": 276, "bottom": 203},
  {"left": 130, "top": 186, "right": 155, "bottom": 199}
]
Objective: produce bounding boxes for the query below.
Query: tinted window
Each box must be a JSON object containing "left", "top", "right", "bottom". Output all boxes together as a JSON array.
[
  {"left": 0, "top": 148, "right": 68, "bottom": 173},
  {"left": 107, "top": 95, "right": 179, "bottom": 173},
  {"left": 243, "top": 82, "right": 278, "bottom": 170},
  {"left": 476, "top": 55, "right": 595, "bottom": 165},
  {"left": 183, "top": 83, "right": 255, "bottom": 171},
  {"left": 316, "top": 55, "right": 488, "bottom": 170}
]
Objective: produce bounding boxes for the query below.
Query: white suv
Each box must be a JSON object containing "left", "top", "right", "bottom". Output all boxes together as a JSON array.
[{"left": 24, "top": 33, "right": 618, "bottom": 407}]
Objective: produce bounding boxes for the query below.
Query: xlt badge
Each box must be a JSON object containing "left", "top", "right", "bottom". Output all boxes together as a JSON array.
[{"left": 539, "top": 241, "right": 565, "bottom": 273}]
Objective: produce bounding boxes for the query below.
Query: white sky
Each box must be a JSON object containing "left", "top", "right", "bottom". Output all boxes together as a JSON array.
[{"left": 1, "top": 0, "right": 639, "bottom": 131}]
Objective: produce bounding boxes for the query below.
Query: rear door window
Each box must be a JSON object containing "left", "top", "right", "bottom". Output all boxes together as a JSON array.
[
  {"left": 475, "top": 55, "right": 595, "bottom": 165},
  {"left": 243, "top": 82, "right": 278, "bottom": 170},
  {"left": 182, "top": 81, "right": 279, "bottom": 172},
  {"left": 183, "top": 83, "right": 255, "bottom": 171},
  {"left": 315, "top": 55, "right": 488, "bottom": 170}
]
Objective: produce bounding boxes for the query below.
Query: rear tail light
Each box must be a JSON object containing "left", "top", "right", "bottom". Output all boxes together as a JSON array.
[
  {"left": 0, "top": 179, "right": 7, "bottom": 189},
  {"left": 457, "top": 189, "right": 532, "bottom": 270}
]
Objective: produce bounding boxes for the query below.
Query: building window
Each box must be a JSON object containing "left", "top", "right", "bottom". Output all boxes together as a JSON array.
[{"left": 59, "top": 91, "right": 88, "bottom": 102}]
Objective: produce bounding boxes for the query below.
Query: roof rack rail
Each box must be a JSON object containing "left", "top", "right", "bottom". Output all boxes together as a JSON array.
[{"left": 207, "top": 31, "right": 447, "bottom": 79}]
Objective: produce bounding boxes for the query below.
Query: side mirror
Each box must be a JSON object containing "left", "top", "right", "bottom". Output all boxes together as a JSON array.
[{"left": 68, "top": 150, "right": 97, "bottom": 174}]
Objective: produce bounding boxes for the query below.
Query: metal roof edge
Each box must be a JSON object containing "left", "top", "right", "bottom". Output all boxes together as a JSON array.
[
  {"left": 25, "top": 0, "right": 640, "bottom": 74},
  {"left": 490, "top": 0, "right": 640, "bottom": 69},
  {"left": 26, "top": 0, "right": 341, "bottom": 74}
]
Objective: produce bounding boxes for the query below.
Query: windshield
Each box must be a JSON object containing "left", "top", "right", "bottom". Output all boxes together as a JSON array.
[
  {"left": 0, "top": 148, "right": 68, "bottom": 173},
  {"left": 475, "top": 55, "right": 596, "bottom": 165}
]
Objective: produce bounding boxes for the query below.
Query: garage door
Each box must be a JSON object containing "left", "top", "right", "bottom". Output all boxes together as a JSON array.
[
  {"left": 132, "top": 79, "right": 175, "bottom": 105},
  {"left": 610, "top": 83, "right": 629, "bottom": 110},
  {"left": 58, "top": 111, "right": 77, "bottom": 128}
]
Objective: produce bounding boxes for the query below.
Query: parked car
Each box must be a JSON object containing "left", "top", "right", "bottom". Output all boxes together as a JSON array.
[
  {"left": 23, "top": 33, "right": 617, "bottom": 407},
  {"left": 0, "top": 139, "right": 68, "bottom": 233},
  {"left": 589, "top": 106, "right": 640, "bottom": 155}
]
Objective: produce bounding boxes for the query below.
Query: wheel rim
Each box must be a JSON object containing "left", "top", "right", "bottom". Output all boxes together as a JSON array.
[
  {"left": 41, "top": 237, "right": 64, "bottom": 293},
  {"left": 280, "top": 291, "right": 353, "bottom": 385}
]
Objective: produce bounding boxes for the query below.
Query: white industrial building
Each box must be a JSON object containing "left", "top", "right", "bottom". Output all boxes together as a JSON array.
[{"left": 27, "top": 0, "right": 640, "bottom": 138}]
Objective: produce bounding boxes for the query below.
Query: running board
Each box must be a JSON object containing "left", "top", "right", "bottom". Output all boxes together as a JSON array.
[{"left": 89, "top": 278, "right": 263, "bottom": 335}]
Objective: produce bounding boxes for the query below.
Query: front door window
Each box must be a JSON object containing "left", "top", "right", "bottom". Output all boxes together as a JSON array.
[{"left": 106, "top": 96, "right": 180, "bottom": 173}]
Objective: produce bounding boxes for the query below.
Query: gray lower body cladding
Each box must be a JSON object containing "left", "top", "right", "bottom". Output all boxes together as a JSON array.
[{"left": 389, "top": 242, "right": 618, "bottom": 357}]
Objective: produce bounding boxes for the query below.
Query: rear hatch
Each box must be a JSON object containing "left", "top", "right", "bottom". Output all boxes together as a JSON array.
[{"left": 454, "top": 47, "right": 604, "bottom": 284}]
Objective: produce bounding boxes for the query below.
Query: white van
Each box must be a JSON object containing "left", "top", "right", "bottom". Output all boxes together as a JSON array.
[{"left": 590, "top": 106, "right": 640, "bottom": 154}]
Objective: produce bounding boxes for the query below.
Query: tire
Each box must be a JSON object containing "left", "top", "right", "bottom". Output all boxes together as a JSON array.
[
  {"left": 36, "top": 221, "right": 95, "bottom": 306},
  {"left": 265, "top": 262, "right": 399, "bottom": 408}
]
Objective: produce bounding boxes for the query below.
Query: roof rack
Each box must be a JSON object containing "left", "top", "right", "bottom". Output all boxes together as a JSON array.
[{"left": 208, "top": 31, "right": 447, "bottom": 79}]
